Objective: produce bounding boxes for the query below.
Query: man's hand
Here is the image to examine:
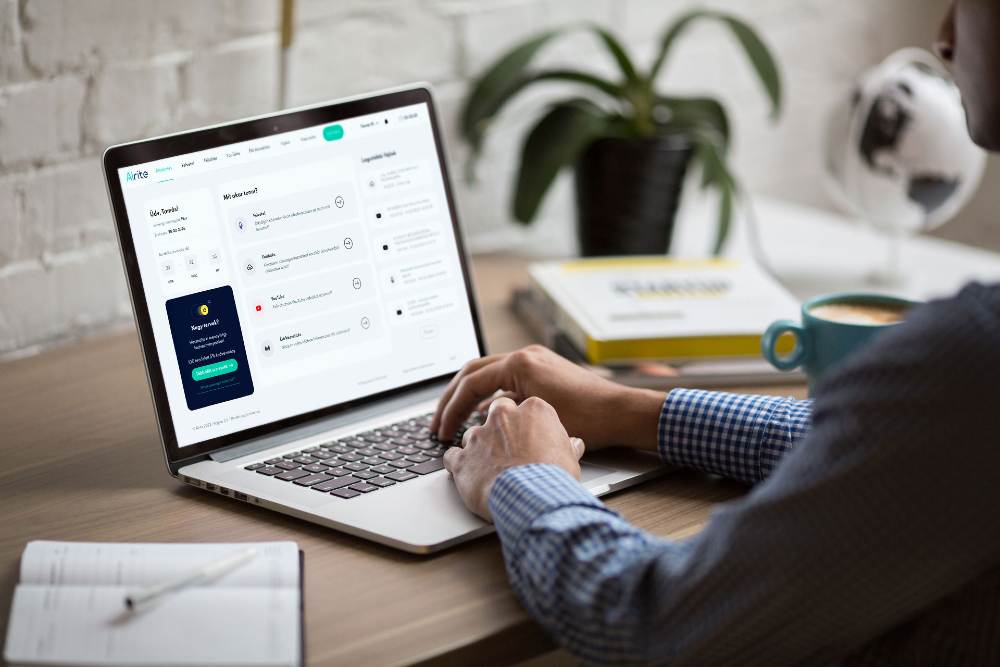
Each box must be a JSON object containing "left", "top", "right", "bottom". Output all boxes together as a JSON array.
[
  {"left": 432, "top": 345, "right": 666, "bottom": 450},
  {"left": 444, "top": 396, "right": 585, "bottom": 520}
]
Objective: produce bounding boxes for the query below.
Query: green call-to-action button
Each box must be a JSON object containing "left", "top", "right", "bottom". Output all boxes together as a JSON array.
[
  {"left": 323, "top": 124, "right": 344, "bottom": 141},
  {"left": 191, "top": 359, "right": 239, "bottom": 381}
]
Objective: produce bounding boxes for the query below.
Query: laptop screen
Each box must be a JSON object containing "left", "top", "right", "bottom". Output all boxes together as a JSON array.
[{"left": 115, "top": 100, "right": 480, "bottom": 449}]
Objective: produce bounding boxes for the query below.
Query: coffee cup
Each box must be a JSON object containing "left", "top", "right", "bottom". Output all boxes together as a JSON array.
[{"left": 762, "top": 292, "right": 919, "bottom": 392}]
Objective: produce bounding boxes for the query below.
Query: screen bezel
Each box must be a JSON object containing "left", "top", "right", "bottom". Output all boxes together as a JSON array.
[{"left": 104, "top": 86, "right": 486, "bottom": 466}]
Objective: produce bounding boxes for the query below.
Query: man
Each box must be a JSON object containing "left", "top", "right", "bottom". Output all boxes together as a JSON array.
[{"left": 434, "top": 2, "right": 1000, "bottom": 664}]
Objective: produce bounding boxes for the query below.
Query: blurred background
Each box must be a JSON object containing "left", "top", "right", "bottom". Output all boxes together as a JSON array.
[{"left": 2, "top": 0, "right": 986, "bottom": 357}]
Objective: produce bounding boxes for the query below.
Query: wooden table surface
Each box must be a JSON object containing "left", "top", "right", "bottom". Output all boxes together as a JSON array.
[{"left": 0, "top": 254, "right": 806, "bottom": 666}]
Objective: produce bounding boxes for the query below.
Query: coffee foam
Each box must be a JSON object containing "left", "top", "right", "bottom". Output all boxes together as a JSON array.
[{"left": 809, "top": 302, "right": 906, "bottom": 325}]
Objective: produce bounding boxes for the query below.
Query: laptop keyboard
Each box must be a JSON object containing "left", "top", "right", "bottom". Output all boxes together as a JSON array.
[{"left": 242, "top": 411, "right": 482, "bottom": 499}]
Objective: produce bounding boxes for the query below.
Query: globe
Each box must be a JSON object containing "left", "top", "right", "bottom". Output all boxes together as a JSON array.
[{"left": 824, "top": 48, "right": 986, "bottom": 237}]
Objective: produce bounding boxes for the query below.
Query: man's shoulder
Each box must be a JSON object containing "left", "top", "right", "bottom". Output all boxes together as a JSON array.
[
  {"left": 937, "top": 281, "right": 1000, "bottom": 315},
  {"left": 822, "top": 282, "right": 1000, "bottom": 395},
  {"left": 902, "top": 282, "right": 1000, "bottom": 347}
]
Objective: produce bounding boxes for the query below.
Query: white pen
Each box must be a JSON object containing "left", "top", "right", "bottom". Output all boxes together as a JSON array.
[{"left": 123, "top": 547, "right": 257, "bottom": 611}]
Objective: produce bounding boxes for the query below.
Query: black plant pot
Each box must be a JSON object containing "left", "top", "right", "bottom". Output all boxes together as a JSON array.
[{"left": 574, "top": 136, "right": 693, "bottom": 256}]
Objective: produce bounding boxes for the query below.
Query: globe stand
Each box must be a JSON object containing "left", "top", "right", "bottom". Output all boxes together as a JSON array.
[{"left": 865, "top": 226, "right": 906, "bottom": 286}]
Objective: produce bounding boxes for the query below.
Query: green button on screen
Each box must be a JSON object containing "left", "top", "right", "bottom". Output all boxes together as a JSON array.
[
  {"left": 323, "top": 124, "right": 344, "bottom": 141},
  {"left": 191, "top": 359, "right": 239, "bottom": 381}
]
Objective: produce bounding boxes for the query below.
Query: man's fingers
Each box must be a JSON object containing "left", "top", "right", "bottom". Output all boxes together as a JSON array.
[
  {"left": 443, "top": 446, "right": 462, "bottom": 473},
  {"left": 431, "top": 354, "right": 501, "bottom": 430},
  {"left": 475, "top": 391, "right": 517, "bottom": 414},
  {"left": 487, "top": 395, "right": 517, "bottom": 416},
  {"left": 430, "top": 354, "right": 504, "bottom": 433},
  {"left": 570, "top": 437, "right": 586, "bottom": 460},
  {"left": 436, "top": 361, "right": 512, "bottom": 441}
]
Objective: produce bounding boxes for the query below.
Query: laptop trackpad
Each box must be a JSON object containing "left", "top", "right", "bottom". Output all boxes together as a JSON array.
[{"left": 581, "top": 462, "right": 615, "bottom": 483}]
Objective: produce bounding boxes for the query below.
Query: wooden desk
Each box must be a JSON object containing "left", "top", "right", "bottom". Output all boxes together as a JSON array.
[{"left": 0, "top": 254, "right": 806, "bottom": 666}]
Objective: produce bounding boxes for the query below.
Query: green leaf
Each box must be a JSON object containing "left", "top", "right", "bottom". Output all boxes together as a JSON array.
[
  {"left": 533, "top": 70, "right": 623, "bottom": 98},
  {"left": 590, "top": 26, "right": 641, "bottom": 86},
  {"left": 691, "top": 132, "right": 738, "bottom": 255},
  {"left": 712, "top": 178, "right": 733, "bottom": 256},
  {"left": 464, "top": 69, "right": 620, "bottom": 148},
  {"left": 460, "top": 24, "right": 643, "bottom": 176},
  {"left": 648, "top": 9, "right": 705, "bottom": 82},
  {"left": 694, "top": 132, "right": 735, "bottom": 190},
  {"left": 717, "top": 15, "right": 782, "bottom": 119},
  {"left": 660, "top": 96, "right": 730, "bottom": 153},
  {"left": 461, "top": 30, "right": 560, "bottom": 154},
  {"left": 656, "top": 97, "right": 730, "bottom": 188},
  {"left": 648, "top": 10, "right": 781, "bottom": 118},
  {"left": 461, "top": 69, "right": 621, "bottom": 184},
  {"left": 513, "top": 100, "right": 608, "bottom": 224}
]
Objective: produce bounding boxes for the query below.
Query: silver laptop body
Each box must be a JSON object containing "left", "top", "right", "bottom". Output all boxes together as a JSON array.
[{"left": 103, "top": 84, "right": 668, "bottom": 554}]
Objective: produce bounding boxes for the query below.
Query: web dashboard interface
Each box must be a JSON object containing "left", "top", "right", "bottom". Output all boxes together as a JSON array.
[{"left": 117, "top": 102, "right": 480, "bottom": 448}]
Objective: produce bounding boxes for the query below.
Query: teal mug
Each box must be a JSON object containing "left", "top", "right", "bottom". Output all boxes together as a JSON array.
[{"left": 762, "top": 292, "right": 919, "bottom": 392}]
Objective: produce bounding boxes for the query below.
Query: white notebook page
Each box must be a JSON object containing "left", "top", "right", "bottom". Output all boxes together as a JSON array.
[
  {"left": 19, "top": 541, "right": 299, "bottom": 589},
  {"left": 4, "top": 541, "right": 301, "bottom": 667}
]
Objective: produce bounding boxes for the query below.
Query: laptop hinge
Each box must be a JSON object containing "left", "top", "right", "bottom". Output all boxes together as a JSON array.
[{"left": 208, "top": 382, "right": 447, "bottom": 463}]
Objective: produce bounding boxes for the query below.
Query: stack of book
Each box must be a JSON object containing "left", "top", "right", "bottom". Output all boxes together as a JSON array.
[{"left": 512, "top": 257, "right": 805, "bottom": 389}]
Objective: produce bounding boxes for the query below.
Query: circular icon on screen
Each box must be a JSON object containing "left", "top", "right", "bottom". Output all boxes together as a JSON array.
[
  {"left": 335, "top": 195, "right": 345, "bottom": 208},
  {"left": 236, "top": 217, "right": 247, "bottom": 233},
  {"left": 352, "top": 277, "right": 361, "bottom": 290},
  {"left": 343, "top": 237, "right": 353, "bottom": 250},
  {"left": 261, "top": 340, "right": 274, "bottom": 357},
  {"left": 360, "top": 317, "right": 371, "bottom": 330}
]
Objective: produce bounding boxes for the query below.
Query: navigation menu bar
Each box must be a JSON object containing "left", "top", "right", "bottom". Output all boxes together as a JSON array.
[{"left": 121, "top": 103, "right": 429, "bottom": 187}]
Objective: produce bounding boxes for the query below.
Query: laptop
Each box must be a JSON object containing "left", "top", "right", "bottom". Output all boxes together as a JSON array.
[{"left": 103, "top": 84, "right": 668, "bottom": 553}]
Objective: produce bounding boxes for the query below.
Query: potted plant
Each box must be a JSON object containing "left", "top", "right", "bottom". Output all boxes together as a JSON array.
[{"left": 460, "top": 9, "right": 782, "bottom": 256}]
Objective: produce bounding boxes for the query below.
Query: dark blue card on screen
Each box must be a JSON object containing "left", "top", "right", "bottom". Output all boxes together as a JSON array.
[{"left": 165, "top": 285, "right": 254, "bottom": 411}]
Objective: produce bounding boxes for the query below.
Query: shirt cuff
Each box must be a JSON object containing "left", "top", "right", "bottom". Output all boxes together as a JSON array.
[
  {"left": 488, "top": 464, "right": 606, "bottom": 545},
  {"left": 658, "top": 388, "right": 784, "bottom": 484},
  {"left": 657, "top": 391, "right": 672, "bottom": 462}
]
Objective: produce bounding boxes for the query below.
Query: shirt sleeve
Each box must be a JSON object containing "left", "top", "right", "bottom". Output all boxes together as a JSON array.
[
  {"left": 659, "top": 388, "right": 813, "bottom": 484},
  {"left": 490, "top": 285, "right": 1000, "bottom": 665},
  {"left": 490, "top": 464, "right": 695, "bottom": 665}
]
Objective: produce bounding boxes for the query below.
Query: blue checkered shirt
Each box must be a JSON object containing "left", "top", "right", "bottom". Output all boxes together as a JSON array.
[
  {"left": 490, "top": 389, "right": 810, "bottom": 665},
  {"left": 488, "top": 282, "right": 1000, "bottom": 666}
]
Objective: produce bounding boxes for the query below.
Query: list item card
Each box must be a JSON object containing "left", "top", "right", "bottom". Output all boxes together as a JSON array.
[{"left": 165, "top": 286, "right": 254, "bottom": 410}]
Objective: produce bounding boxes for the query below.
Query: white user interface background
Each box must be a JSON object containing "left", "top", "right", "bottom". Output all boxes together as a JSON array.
[{"left": 118, "top": 103, "right": 480, "bottom": 447}]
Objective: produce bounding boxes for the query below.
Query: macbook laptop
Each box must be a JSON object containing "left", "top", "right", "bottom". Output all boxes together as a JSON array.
[{"left": 103, "top": 84, "right": 668, "bottom": 553}]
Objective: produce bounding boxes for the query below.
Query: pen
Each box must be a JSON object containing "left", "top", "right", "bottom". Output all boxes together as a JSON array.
[{"left": 123, "top": 547, "right": 257, "bottom": 611}]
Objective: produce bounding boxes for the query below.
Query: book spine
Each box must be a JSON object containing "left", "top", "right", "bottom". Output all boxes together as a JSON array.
[
  {"left": 528, "top": 273, "right": 594, "bottom": 362},
  {"left": 509, "top": 289, "right": 557, "bottom": 348},
  {"left": 586, "top": 335, "right": 765, "bottom": 364}
]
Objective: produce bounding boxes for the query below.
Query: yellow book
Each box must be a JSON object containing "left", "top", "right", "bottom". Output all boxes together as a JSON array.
[{"left": 528, "top": 257, "right": 799, "bottom": 364}]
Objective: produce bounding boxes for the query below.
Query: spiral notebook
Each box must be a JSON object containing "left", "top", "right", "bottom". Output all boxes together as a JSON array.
[{"left": 3, "top": 541, "right": 303, "bottom": 667}]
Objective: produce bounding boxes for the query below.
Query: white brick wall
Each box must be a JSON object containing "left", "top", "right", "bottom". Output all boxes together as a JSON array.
[
  {"left": 84, "top": 55, "right": 186, "bottom": 148},
  {"left": 0, "top": 76, "right": 85, "bottom": 168},
  {"left": 183, "top": 34, "right": 280, "bottom": 126},
  {"left": 1, "top": 0, "right": 987, "bottom": 357},
  {"left": 288, "top": 1, "right": 458, "bottom": 105}
]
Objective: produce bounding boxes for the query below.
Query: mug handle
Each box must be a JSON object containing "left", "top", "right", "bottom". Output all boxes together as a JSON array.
[{"left": 761, "top": 320, "right": 811, "bottom": 371}]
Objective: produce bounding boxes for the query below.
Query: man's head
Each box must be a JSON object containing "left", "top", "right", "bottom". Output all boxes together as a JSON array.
[{"left": 937, "top": 0, "right": 1000, "bottom": 150}]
